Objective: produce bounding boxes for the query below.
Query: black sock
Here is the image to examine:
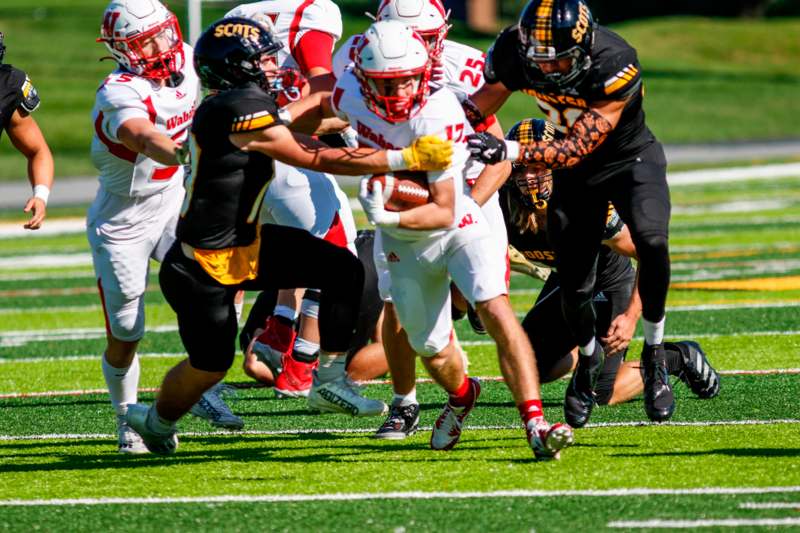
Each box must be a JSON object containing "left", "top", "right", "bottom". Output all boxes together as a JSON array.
[
  {"left": 291, "top": 349, "right": 319, "bottom": 363},
  {"left": 274, "top": 314, "right": 295, "bottom": 329}
]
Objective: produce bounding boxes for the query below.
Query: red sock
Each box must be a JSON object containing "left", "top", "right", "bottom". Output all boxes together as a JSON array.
[
  {"left": 517, "top": 399, "right": 544, "bottom": 425},
  {"left": 449, "top": 376, "right": 474, "bottom": 407}
]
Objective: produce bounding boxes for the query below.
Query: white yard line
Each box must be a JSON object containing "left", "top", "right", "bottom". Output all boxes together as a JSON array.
[
  {"left": 0, "top": 253, "right": 92, "bottom": 269},
  {"left": 1, "top": 419, "right": 797, "bottom": 441},
  {"left": 740, "top": 502, "right": 800, "bottom": 509},
  {"left": 0, "top": 218, "right": 85, "bottom": 239},
  {"left": 667, "top": 162, "right": 800, "bottom": 186},
  {"left": 608, "top": 518, "right": 800, "bottom": 529},
  {"left": 1, "top": 486, "right": 799, "bottom": 507}
]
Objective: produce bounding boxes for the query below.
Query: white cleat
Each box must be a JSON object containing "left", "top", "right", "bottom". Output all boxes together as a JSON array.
[
  {"left": 125, "top": 404, "right": 178, "bottom": 456},
  {"left": 527, "top": 421, "right": 574, "bottom": 461},
  {"left": 116, "top": 415, "right": 148, "bottom": 455},
  {"left": 308, "top": 374, "right": 388, "bottom": 417},
  {"left": 190, "top": 383, "right": 244, "bottom": 430}
]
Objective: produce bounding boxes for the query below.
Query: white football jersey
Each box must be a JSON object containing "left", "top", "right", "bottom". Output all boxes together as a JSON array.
[
  {"left": 332, "top": 68, "right": 483, "bottom": 241},
  {"left": 90, "top": 44, "right": 198, "bottom": 198},
  {"left": 225, "top": 0, "right": 342, "bottom": 70},
  {"left": 333, "top": 37, "right": 486, "bottom": 99}
]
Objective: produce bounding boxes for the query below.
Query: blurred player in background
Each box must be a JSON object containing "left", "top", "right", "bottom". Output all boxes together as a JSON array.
[
  {"left": 0, "top": 31, "right": 54, "bottom": 230},
  {"left": 89, "top": 0, "right": 239, "bottom": 454}
]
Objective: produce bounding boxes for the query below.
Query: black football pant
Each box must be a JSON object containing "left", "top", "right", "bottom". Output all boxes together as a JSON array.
[
  {"left": 160, "top": 223, "right": 364, "bottom": 372},
  {"left": 522, "top": 269, "right": 635, "bottom": 405},
  {"left": 548, "top": 142, "right": 670, "bottom": 347},
  {"left": 237, "top": 229, "right": 383, "bottom": 367}
]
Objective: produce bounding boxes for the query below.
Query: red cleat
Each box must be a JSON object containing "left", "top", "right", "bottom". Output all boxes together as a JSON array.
[
  {"left": 274, "top": 353, "right": 317, "bottom": 399},
  {"left": 250, "top": 316, "right": 296, "bottom": 375}
]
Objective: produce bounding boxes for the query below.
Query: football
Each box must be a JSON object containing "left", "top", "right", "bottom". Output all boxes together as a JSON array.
[{"left": 368, "top": 171, "right": 431, "bottom": 212}]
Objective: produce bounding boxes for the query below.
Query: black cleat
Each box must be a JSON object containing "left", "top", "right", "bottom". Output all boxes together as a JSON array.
[
  {"left": 642, "top": 343, "right": 675, "bottom": 422},
  {"left": 564, "top": 343, "right": 605, "bottom": 428},
  {"left": 673, "top": 341, "right": 721, "bottom": 399},
  {"left": 373, "top": 402, "right": 420, "bottom": 440},
  {"left": 466, "top": 305, "right": 487, "bottom": 335}
]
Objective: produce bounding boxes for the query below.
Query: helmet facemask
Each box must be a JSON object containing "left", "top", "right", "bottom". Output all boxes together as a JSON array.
[
  {"left": 507, "top": 165, "right": 552, "bottom": 234},
  {"left": 101, "top": 11, "right": 184, "bottom": 81},
  {"left": 359, "top": 69, "right": 430, "bottom": 123},
  {"left": 519, "top": 27, "right": 591, "bottom": 89}
]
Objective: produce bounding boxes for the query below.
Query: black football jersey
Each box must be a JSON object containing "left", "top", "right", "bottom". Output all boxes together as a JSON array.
[
  {"left": 0, "top": 65, "right": 41, "bottom": 139},
  {"left": 177, "top": 83, "right": 283, "bottom": 250},
  {"left": 485, "top": 25, "right": 655, "bottom": 183},
  {"left": 499, "top": 187, "right": 633, "bottom": 290}
]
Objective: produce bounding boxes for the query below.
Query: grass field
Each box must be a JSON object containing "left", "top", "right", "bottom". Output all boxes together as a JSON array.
[
  {"left": 1, "top": 0, "right": 799, "bottom": 179},
  {"left": 0, "top": 168, "right": 799, "bottom": 531}
]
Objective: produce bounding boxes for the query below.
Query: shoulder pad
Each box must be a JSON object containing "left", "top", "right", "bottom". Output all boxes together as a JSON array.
[{"left": 19, "top": 75, "right": 40, "bottom": 113}]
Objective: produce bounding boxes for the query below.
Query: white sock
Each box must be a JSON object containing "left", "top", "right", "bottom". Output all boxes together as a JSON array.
[
  {"left": 392, "top": 389, "right": 417, "bottom": 407},
  {"left": 273, "top": 304, "right": 299, "bottom": 322},
  {"left": 579, "top": 338, "right": 596, "bottom": 357},
  {"left": 316, "top": 352, "right": 346, "bottom": 383},
  {"left": 642, "top": 317, "right": 666, "bottom": 346},
  {"left": 147, "top": 402, "right": 176, "bottom": 434},
  {"left": 102, "top": 352, "right": 140, "bottom": 416},
  {"left": 293, "top": 337, "right": 320, "bottom": 358},
  {"left": 234, "top": 300, "right": 244, "bottom": 324}
]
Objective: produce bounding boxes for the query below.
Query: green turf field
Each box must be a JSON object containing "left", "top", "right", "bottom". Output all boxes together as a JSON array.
[
  {"left": 0, "top": 170, "right": 798, "bottom": 531},
  {"left": 1, "top": 0, "right": 799, "bottom": 179}
]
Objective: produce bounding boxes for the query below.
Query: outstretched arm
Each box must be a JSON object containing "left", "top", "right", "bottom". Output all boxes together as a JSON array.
[
  {"left": 7, "top": 109, "right": 53, "bottom": 229},
  {"left": 230, "top": 124, "right": 452, "bottom": 175}
]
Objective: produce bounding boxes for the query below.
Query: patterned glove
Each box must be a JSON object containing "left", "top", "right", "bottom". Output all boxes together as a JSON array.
[
  {"left": 466, "top": 132, "right": 515, "bottom": 164},
  {"left": 400, "top": 135, "right": 453, "bottom": 171},
  {"left": 358, "top": 178, "right": 400, "bottom": 227}
]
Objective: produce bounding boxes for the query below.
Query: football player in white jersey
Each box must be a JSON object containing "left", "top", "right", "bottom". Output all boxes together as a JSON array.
[
  {"left": 315, "top": 20, "right": 573, "bottom": 458},
  {"left": 89, "top": 0, "right": 240, "bottom": 454},
  {"left": 332, "top": 0, "right": 513, "bottom": 439},
  {"left": 226, "top": 2, "right": 366, "bottom": 402}
]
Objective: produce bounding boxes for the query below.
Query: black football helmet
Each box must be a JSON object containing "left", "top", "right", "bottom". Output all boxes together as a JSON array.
[
  {"left": 193, "top": 17, "right": 283, "bottom": 92},
  {"left": 517, "top": 0, "right": 594, "bottom": 90},
  {"left": 0, "top": 32, "right": 6, "bottom": 64},
  {"left": 504, "top": 118, "right": 560, "bottom": 211}
]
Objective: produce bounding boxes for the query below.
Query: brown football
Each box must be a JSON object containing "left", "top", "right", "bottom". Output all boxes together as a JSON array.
[{"left": 368, "top": 171, "right": 431, "bottom": 212}]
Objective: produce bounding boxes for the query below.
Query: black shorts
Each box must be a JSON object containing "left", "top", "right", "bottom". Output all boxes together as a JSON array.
[
  {"left": 160, "top": 223, "right": 364, "bottom": 372},
  {"left": 521, "top": 269, "right": 635, "bottom": 389}
]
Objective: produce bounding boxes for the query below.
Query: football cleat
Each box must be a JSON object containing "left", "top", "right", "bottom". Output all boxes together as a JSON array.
[
  {"left": 308, "top": 373, "right": 388, "bottom": 417},
  {"left": 373, "top": 402, "right": 420, "bottom": 440},
  {"left": 642, "top": 343, "right": 675, "bottom": 422},
  {"left": 189, "top": 383, "right": 244, "bottom": 430},
  {"left": 563, "top": 343, "right": 605, "bottom": 428},
  {"left": 254, "top": 315, "right": 296, "bottom": 370},
  {"left": 430, "top": 378, "right": 480, "bottom": 451},
  {"left": 674, "top": 341, "right": 721, "bottom": 399},
  {"left": 527, "top": 421, "right": 574, "bottom": 461},
  {"left": 274, "top": 354, "right": 317, "bottom": 399},
  {"left": 466, "top": 305, "right": 487, "bottom": 335},
  {"left": 116, "top": 414, "right": 148, "bottom": 455},
  {"left": 125, "top": 404, "right": 178, "bottom": 456}
]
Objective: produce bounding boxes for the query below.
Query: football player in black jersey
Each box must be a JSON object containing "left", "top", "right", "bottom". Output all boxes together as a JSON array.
[
  {"left": 125, "top": 17, "right": 455, "bottom": 454},
  {"left": 0, "top": 32, "right": 54, "bottom": 230},
  {"left": 503, "top": 119, "right": 720, "bottom": 427},
  {"left": 464, "top": 0, "right": 676, "bottom": 422}
]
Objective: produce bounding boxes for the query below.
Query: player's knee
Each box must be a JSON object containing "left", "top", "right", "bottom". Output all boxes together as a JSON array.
[
  {"left": 635, "top": 232, "right": 669, "bottom": 257},
  {"left": 108, "top": 309, "right": 144, "bottom": 342}
]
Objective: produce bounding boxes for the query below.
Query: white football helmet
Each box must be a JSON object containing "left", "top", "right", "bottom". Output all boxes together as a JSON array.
[
  {"left": 376, "top": 0, "right": 450, "bottom": 61},
  {"left": 355, "top": 20, "right": 431, "bottom": 123},
  {"left": 98, "top": 0, "right": 184, "bottom": 80}
]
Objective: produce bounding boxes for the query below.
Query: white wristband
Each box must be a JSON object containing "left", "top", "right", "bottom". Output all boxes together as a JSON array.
[
  {"left": 278, "top": 107, "right": 292, "bottom": 124},
  {"left": 505, "top": 140, "right": 520, "bottom": 162},
  {"left": 377, "top": 211, "right": 401, "bottom": 228},
  {"left": 386, "top": 150, "right": 407, "bottom": 171},
  {"left": 33, "top": 184, "right": 50, "bottom": 205}
]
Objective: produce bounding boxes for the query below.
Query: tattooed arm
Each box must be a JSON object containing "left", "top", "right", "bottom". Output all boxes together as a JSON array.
[{"left": 467, "top": 98, "right": 627, "bottom": 167}]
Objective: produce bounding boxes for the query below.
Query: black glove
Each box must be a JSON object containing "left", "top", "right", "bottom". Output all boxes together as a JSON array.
[{"left": 466, "top": 132, "right": 508, "bottom": 164}]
